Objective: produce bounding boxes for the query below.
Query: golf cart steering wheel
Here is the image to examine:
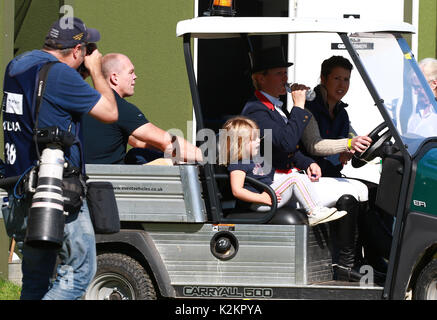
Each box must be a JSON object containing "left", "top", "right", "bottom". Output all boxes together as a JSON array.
[{"left": 352, "top": 122, "right": 392, "bottom": 168}]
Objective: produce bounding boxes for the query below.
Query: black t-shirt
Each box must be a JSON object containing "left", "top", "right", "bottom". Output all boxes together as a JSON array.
[
  {"left": 83, "top": 90, "right": 149, "bottom": 164},
  {"left": 227, "top": 160, "right": 273, "bottom": 193}
]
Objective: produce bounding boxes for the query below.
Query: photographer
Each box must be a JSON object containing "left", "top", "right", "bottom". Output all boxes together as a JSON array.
[{"left": 2, "top": 17, "right": 117, "bottom": 300}]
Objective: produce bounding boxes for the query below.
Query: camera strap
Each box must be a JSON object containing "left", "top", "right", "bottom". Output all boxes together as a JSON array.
[{"left": 33, "top": 61, "right": 60, "bottom": 160}]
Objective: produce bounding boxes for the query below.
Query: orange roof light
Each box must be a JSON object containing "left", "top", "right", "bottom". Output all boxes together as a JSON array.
[
  {"left": 213, "top": 0, "right": 232, "bottom": 6},
  {"left": 204, "top": 0, "right": 236, "bottom": 16}
]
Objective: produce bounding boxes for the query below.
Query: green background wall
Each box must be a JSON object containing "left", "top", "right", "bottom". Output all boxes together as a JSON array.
[
  {"left": 0, "top": 0, "right": 14, "bottom": 280},
  {"left": 418, "top": 0, "right": 437, "bottom": 60},
  {"left": 73, "top": 0, "right": 195, "bottom": 136}
]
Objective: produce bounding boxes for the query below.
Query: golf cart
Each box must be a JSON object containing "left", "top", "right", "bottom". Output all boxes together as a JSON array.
[{"left": 41, "top": 16, "right": 437, "bottom": 300}]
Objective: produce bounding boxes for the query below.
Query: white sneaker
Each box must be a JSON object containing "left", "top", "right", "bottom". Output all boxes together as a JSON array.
[
  {"left": 307, "top": 207, "right": 338, "bottom": 226},
  {"left": 316, "top": 210, "right": 348, "bottom": 224}
]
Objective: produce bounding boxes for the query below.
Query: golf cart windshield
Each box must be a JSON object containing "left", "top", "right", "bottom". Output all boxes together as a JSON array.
[{"left": 350, "top": 33, "right": 437, "bottom": 156}]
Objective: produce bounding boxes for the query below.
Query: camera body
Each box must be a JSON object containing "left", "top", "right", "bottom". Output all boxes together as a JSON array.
[
  {"left": 35, "top": 126, "right": 75, "bottom": 148},
  {"left": 77, "top": 43, "right": 98, "bottom": 77}
]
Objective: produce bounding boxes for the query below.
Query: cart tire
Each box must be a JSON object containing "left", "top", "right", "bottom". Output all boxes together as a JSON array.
[
  {"left": 413, "top": 259, "right": 437, "bottom": 300},
  {"left": 84, "top": 253, "right": 157, "bottom": 300}
]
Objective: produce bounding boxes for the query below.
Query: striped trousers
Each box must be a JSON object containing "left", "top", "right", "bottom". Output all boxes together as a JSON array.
[{"left": 251, "top": 170, "right": 368, "bottom": 212}]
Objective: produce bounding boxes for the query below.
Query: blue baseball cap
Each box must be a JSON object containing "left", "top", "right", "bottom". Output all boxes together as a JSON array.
[{"left": 44, "top": 17, "right": 100, "bottom": 49}]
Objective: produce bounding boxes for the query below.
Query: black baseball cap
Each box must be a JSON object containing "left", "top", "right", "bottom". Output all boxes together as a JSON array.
[
  {"left": 44, "top": 17, "right": 100, "bottom": 49},
  {"left": 250, "top": 47, "right": 293, "bottom": 73}
]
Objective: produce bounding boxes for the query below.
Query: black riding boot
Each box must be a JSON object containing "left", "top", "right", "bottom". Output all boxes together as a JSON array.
[
  {"left": 357, "top": 201, "right": 391, "bottom": 280},
  {"left": 330, "top": 194, "right": 363, "bottom": 282}
]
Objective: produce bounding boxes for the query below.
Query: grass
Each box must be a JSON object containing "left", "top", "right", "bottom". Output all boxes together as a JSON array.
[{"left": 0, "top": 278, "right": 21, "bottom": 300}]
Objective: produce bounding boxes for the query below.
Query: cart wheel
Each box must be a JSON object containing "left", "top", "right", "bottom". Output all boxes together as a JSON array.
[
  {"left": 413, "top": 259, "right": 437, "bottom": 300},
  {"left": 84, "top": 253, "right": 157, "bottom": 300}
]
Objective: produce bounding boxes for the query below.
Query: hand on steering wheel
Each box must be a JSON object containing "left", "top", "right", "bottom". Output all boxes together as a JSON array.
[
  {"left": 350, "top": 135, "right": 372, "bottom": 153},
  {"left": 352, "top": 123, "right": 392, "bottom": 168}
]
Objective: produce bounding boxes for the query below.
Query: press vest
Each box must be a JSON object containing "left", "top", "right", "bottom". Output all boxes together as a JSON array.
[{"left": 2, "top": 61, "right": 46, "bottom": 177}]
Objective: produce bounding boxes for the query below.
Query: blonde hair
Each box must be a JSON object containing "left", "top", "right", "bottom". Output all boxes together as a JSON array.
[{"left": 219, "top": 116, "right": 260, "bottom": 165}]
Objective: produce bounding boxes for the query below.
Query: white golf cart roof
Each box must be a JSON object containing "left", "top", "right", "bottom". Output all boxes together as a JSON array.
[{"left": 176, "top": 16, "right": 416, "bottom": 39}]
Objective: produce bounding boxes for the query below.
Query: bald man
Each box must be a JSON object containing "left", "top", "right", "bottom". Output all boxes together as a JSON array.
[{"left": 83, "top": 53, "right": 202, "bottom": 164}]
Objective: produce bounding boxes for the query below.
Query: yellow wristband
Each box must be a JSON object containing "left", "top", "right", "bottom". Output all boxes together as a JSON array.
[{"left": 347, "top": 139, "right": 352, "bottom": 150}]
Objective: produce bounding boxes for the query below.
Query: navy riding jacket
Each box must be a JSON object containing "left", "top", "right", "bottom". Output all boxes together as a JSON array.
[{"left": 241, "top": 91, "right": 315, "bottom": 173}]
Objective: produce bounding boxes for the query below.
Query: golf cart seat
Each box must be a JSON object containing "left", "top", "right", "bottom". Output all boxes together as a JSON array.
[{"left": 213, "top": 165, "right": 308, "bottom": 225}]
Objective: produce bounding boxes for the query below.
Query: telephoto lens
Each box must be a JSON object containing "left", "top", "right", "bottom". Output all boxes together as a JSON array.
[{"left": 25, "top": 147, "right": 66, "bottom": 249}]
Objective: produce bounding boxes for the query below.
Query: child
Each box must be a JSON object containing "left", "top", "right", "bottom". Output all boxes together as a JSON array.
[{"left": 219, "top": 116, "right": 347, "bottom": 226}]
